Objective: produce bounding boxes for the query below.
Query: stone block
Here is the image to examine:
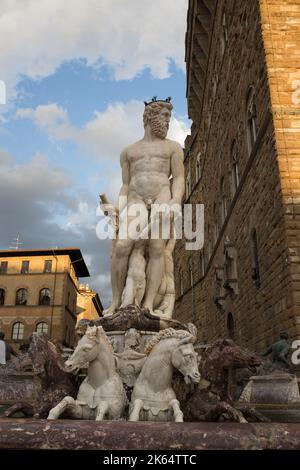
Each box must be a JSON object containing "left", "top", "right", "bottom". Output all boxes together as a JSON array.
[{"left": 239, "top": 372, "right": 300, "bottom": 404}]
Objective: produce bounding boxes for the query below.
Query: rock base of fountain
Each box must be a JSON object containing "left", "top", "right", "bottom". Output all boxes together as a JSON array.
[
  {"left": 76, "top": 305, "right": 186, "bottom": 337},
  {"left": 1, "top": 419, "right": 300, "bottom": 450},
  {"left": 0, "top": 372, "right": 41, "bottom": 404}
]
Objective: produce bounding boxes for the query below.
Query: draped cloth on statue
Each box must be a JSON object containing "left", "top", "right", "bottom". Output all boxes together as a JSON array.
[{"left": 0, "top": 340, "right": 6, "bottom": 365}]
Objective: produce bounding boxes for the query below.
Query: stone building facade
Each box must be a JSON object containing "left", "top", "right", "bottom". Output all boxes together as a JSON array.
[
  {"left": 0, "top": 248, "right": 101, "bottom": 349},
  {"left": 174, "top": 0, "right": 300, "bottom": 353},
  {"left": 76, "top": 283, "right": 103, "bottom": 324}
]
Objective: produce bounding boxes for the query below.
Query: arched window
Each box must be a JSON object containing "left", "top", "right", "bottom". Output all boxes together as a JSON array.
[
  {"left": 196, "top": 152, "right": 202, "bottom": 182},
  {"left": 16, "top": 288, "right": 28, "bottom": 306},
  {"left": 44, "top": 260, "right": 52, "bottom": 273},
  {"left": 246, "top": 87, "right": 258, "bottom": 155},
  {"left": 185, "top": 170, "right": 191, "bottom": 199},
  {"left": 39, "top": 288, "right": 51, "bottom": 306},
  {"left": 200, "top": 250, "right": 205, "bottom": 278},
  {"left": 250, "top": 228, "right": 261, "bottom": 288},
  {"left": 230, "top": 140, "right": 239, "bottom": 196},
  {"left": 0, "top": 288, "right": 5, "bottom": 306},
  {"left": 227, "top": 313, "right": 235, "bottom": 339},
  {"left": 12, "top": 322, "right": 24, "bottom": 340},
  {"left": 225, "top": 251, "right": 232, "bottom": 280},
  {"left": 224, "top": 239, "right": 239, "bottom": 295},
  {"left": 36, "top": 322, "right": 49, "bottom": 334},
  {"left": 21, "top": 260, "right": 29, "bottom": 274},
  {"left": 0, "top": 261, "right": 8, "bottom": 274}
]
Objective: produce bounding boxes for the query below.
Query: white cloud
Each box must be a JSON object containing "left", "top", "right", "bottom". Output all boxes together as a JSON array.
[
  {"left": 0, "top": 152, "right": 72, "bottom": 202},
  {"left": 16, "top": 103, "right": 74, "bottom": 140},
  {"left": 0, "top": 148, "right": 112, "bottom": 306},
  {"left": 77, "top": 101, "right": 144, "bottom": 161},
  {"left": 0, "top": 0, "right": 188, "bottom": 103},
  {"left": 16, "top": 100, "right": 190, "bottom": 162},
  {"left": 65, "top": 201, "right": 97, "bottom": 234},
  {"left": 168, "top": 117, "right": 191, "bottom": 147}
]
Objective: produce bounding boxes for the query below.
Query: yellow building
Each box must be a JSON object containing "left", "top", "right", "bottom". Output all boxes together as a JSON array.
[
  {"left": 0, "top": 247, "right": 100, "bottom": 349},
  {"left": 76, "top": 283, "right": 103, "bottom": 323}
]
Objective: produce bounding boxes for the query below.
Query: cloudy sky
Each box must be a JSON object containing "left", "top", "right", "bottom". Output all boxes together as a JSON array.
[{"left": 0, "top": 0, "right": 190, "bottom": 306}]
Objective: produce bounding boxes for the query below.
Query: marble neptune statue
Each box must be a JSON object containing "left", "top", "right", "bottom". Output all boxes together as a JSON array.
[{"left": 102, "top": 97, "right": 185, "bottom": 318}]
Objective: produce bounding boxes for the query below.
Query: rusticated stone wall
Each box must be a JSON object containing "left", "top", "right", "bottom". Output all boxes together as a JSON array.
[{"left": 174, "top": 0, "right": 300, "bottom": 356}]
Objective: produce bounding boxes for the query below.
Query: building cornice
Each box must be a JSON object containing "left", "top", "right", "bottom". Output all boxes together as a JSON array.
[{"left": 186, "top": 0, "right": 218, "bottom": 124}]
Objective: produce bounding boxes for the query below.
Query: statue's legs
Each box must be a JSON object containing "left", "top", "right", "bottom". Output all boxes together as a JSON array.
[
  {"left": 47, "top": 396, "right": 76, "bottom": 420},
  {"left": 103, "top": 238, "right": 134, "bottom": 315},
  {"left": 169, "top": 399, "right": 184, "bottom": 422},
  {"left": 143, "top": 239, "right": 165, "bottom": 313},
  {"left": 122, "top": 241, "right": 146, "bottom": 307},
  {"left": 129, "top": 399, "right": 143, "bottom": 421},
  {"left": 96, "top": 401, "right": 109, "bottom": 420},
  {"left": 104, "top": 200, "right": 148, "bottom": 315},
  {"left": 4, "top": 402, "right": 34, "bottom": 418},
  {"left": 238, "top": 405, "right": 271, "bottom": 422},
  {"left": 121, "top": 276, "right": 135, "bottom": 306},
  {"left": 205, "top": 401, "right": 248, "bottom": 423}
]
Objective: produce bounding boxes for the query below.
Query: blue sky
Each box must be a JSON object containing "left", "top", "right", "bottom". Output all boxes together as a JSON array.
[{"left": 0, "top": 0, "right": 190, "bottom": 306}]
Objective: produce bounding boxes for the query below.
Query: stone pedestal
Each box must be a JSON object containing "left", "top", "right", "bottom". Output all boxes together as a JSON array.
[
  {"left": 0, "top": 372, "right": 41, "bottom": 404},
  {"left": 76, "top": 305, "right": 186, "bottom": 337},
  {"left": 106, "top": 330, "right": 157, "bottom": 354},
  {"left": 106, "top": 330, "right": 158, "bottom": 388},
  {"left": 239, "top": 372, "right": 300, "bottom": 404}
]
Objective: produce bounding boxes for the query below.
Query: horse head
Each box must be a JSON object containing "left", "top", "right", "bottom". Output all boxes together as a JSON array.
[
  {"left": 75, "top": 318, "right": 94, "bottom": 339},
  {"left": 28, "top": 333, "right": 47, "bottom": 375},
  {"left": 28, "top": 332, "right": 67, "bottom": 383},
  {"left": 171, "top": 334, "right": 200, "bottom": 385},
  {"left": 65, "top": 326, "right": 105, "bottom": 373},
  {"left": 217, "top": 338, "right": 261, "bottom": 370}
]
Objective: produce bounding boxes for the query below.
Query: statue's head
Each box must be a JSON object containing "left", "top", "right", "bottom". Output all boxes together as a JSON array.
[
  {"left": 143, "top": 98, "right": 173, "bottom": 139},
  {"left": 280, "top": 331, "right": 289, "bottom": 340}
]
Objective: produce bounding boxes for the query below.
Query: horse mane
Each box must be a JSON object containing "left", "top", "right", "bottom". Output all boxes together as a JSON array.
[
  {"left": 203, "top": 338, "right": 235, "bottom": 357},
  {"left": 85, "top": 325, "right": 114, "bottom": 353},
  {"left": 29, "top": 333, "right": 70, "bottom": 378},
  {"left": 144, "top": 328, "right": 193, "bottom": 355}
]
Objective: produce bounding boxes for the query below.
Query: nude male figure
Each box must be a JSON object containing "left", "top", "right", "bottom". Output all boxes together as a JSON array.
[{"left": 103, "top": 99, "right": 184, "bottom": 316}]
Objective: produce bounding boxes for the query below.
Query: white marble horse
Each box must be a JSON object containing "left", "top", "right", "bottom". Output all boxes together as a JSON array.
[
  {"left": 129, "top": 328, "right": 200, "bottom": 422},
  {"left": 47, "top": 326, "right": 127, "bottom": 420}
]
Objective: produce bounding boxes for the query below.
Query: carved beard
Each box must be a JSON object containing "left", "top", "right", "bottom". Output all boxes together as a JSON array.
[{"left": 150, "top": 116, "right": 169, "bottom": 139}]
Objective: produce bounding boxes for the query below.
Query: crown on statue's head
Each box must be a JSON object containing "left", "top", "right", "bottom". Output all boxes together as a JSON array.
[{"left": 144, "top": 96, "right": 172, "bottom": 106}]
